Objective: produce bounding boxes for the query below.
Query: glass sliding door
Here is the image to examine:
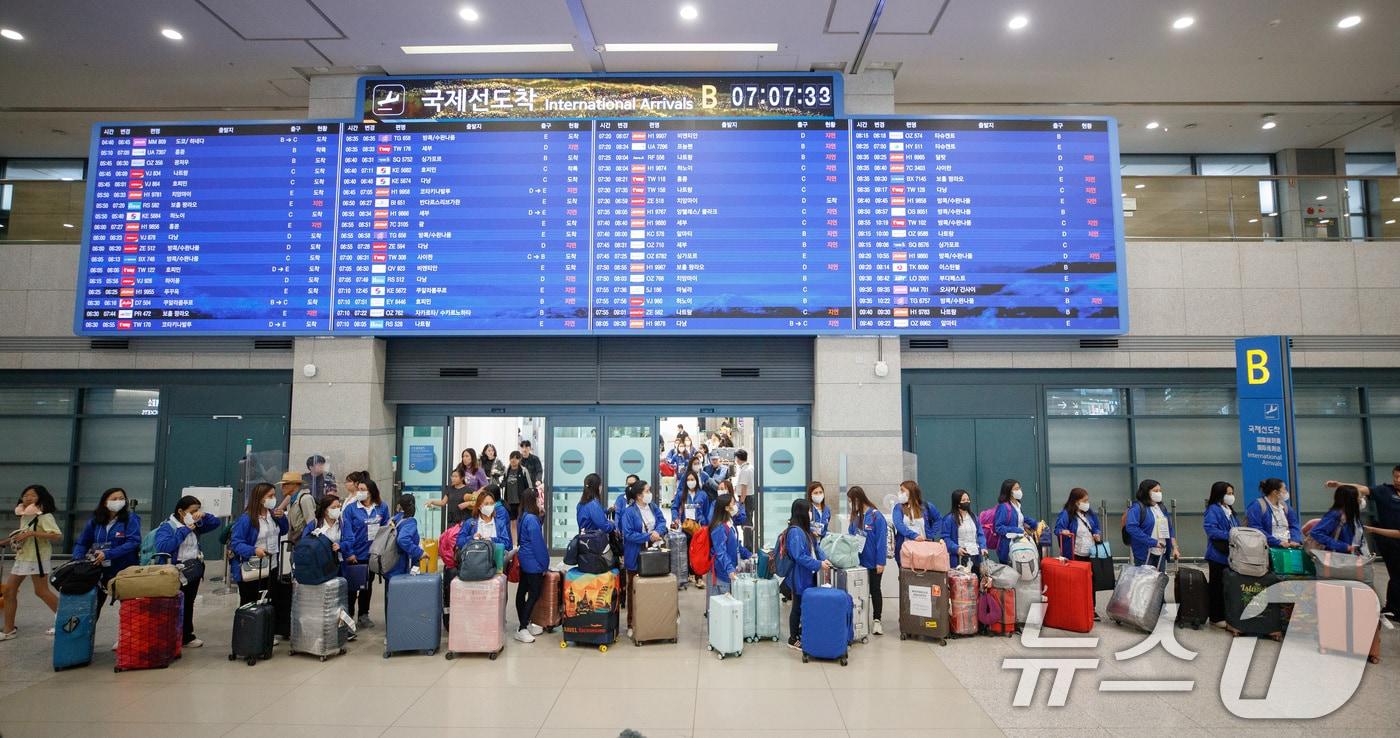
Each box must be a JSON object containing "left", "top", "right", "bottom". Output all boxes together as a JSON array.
[
  {"left": 606, "top": 417, "right": 653, "bottom": 510},
  {"left": 757, "top": 419, "right": 808, "bottom": 549},
  {"left": 547, "top": 420, "right": 600, "bottom": 550}
]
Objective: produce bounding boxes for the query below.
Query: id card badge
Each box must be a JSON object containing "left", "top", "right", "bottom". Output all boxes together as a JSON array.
[{"left": 685, "top": 504, "right": 697, "bottom": 521}]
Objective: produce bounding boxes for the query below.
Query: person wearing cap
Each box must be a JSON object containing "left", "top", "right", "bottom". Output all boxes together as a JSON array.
[
  {"left": 300, "top": 454, "right": 338, "bottom": 502},
  {"left": 279, "top": 470, "right": 317, "bottom": 545},
  {"left": 701, "top": 453, "right": 730, "bottom": 495}
]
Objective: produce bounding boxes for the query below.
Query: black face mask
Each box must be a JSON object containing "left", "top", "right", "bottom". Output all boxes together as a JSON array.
[{"left": 959, "top": 501, "right": 971, "bottom": 510}]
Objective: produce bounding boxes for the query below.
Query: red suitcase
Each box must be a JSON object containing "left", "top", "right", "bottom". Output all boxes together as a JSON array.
[
  {"left": 948, "top": 569, "right": 979, "bottom": 636},
  {"left": 983, "top": 587, "right": 1016, "bottom": 636},
  {"left": 1317, "top": 581, "right": 1381, "bottom": 664},
  {"left": 1041, "top": 557, "right": 1094, "bottom": 633},
  {"left": 115, "top": 594, "right": 183, "bottom": 672},
  {"left": 530, "top": 569, "right": 563, "bottom": 632}
]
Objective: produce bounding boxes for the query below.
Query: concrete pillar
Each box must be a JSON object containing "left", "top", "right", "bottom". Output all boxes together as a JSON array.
[
  {"left": 307, "top": 74, "right": 362, "bottom": 120},
  {"left": 1274, "top": 147, "right": 1348, "bottom": 239},
  {"left": 812, "top": 336, "right": 905, "bottom": 524},
  {"left": 842, "top": 69, "right": 895, "bottom": 115}
]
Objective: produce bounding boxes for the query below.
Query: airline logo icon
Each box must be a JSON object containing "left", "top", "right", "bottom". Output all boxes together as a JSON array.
[
  {"left": 372, "top": 242, "right": 387, "bottom": 251},
  {"left": 376, "top": 144, "right": 392, "bottom": 154},
  {"left": 894, "top": 296, "right": 908, "bottom": 306},
  {"left": 889, "top": 142, "right": 904, "bottom": 152},
  {"left": 119, "top": 298, "right": 134, "bottom": 308},
  {"left": 370, "top": 286, "right": 386, "bottom": 297},
  {"left": 374, "top": 187, "right": 390, "bottom": 197},
  {"left": 376, "top": 166, "right": 390, "bottom": 175},
  {"left": 630, "top": 308, "right": 644, "bottom": 318},
  {"left": 631, "top": 208, "right": 645, "bottom": 217},
  {"left": 372, "top": 253, "right": 387, "bottom": 263},
  {"left": 892, "top": 308, "right": 909, "bottom": 318},
  {"left": 892, "top": 252, "right": 907, "bottom": 261},
  {"left": 892, "top": 263, "right": 908, "bottom": 273},
  {"left": 629, "top": 263, "right": 645, "bottom": 273},
  {"left": 891, "top": 207, "right": 907, "bottom": 217},
  {"left": 130, "top": 159, "right": 146, "bottom": 167},
  {"left": 369, "top": 308, "right": 384, "bottom": 318},
  {"left": 629, "top": 320, "right": 644, "bottom": 329},
  {"left": 378, "top": 134, "right": 392, "bottom": 143},
  {"left": 133, "top": 138, "right": 147, "bottom": 147},
  {"left": 890, "top": 185, "right": 905, "bottom": 195},
  {"left": 118, "top": 310, "right": 133, "bottom": 319},
  {"left": 630, "top": 132, "right": 647, "bottom": 140},
  {"left": 893, "top": 318, "right": 909, "bottom": 328},
  {"left": 892, "top": 218, "right": 907, "bottom": 228},
  {"left": 369, "top": 320, "right": 384, "bottom": 329},
  {"left": 631, "top": 164, "right": 646, "bottom": 173},
  {"left": 371, "top": 275, "right": 386, "bottom": 285},
  {"left": 117, "top": 321, "right": 132, "bottom": 330},
  {"left": 892, "top": 285, "right": 909, "bottom": 295},
  {"left": 374, "top": 198, "right": 389, "bottom": 208},
  {"left": 629, "top": 297, "right": 644, "bottom": 306},
  {"left": 375, "top": 176, "right": 390, "bottom": 186},
  {"left": 371, "top": 264, "right": 387, "bottom": 274},
  {"left": 121, "top": 266, "right": 137, "bottom": 275},
  {"left": 889, "top": 153, "right": 905, "bottom": 163},
  {"left": 888, "top": 131, "right": 904, "bottom": 140},
  {"left": 629, "top": 285, "right": 645, "bottom": 295}
]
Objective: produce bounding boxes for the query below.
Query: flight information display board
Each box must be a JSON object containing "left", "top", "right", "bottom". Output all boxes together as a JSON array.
[{"left": 75, "top": 116, "right": 1126, "bottom": 336}]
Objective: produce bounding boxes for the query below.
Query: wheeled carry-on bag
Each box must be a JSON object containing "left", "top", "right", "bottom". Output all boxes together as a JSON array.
[
  {"left": 982, "top": 587, "right": 1017, "bottom": 636},
  {"left": 735, "top": 573, "right": 781, "bottom": 642},
  {"left": 708, "top": 593, "right": 744, "bottom": 659},
  {"left": 115, "top": 594, "right": 183, "bottom": 672},
  {"left": 1223, "top": 568, "right": 1284, "bottom": 639},
  {"left": 1107, "top": 559, "right": 1168, "bottom": 633},
  {"left": 834, "top": 566, "right": 869, "bottom": 600},
  {"left": 948, "top": 568, "right": 980, "bottom": 636},
  {"left": 1316, "top": 580, "right": 1381, "bottom": 663},
  {"left": 851, "top": 594, "right": 873, "bottom": 644},
  {"left": 667, "top": 530, "right": 690, "bottom": 588},
  {"left": 446, "top": 574, "right": 507, "bottom": 660},
  {"left": 231, "top": 596, "right": 275, "bottom": 666},
  {"left": 562, "top": 568, "right": 619, "bottom": 651},
  {"left": 733, "top": 573, "right": 758, "bottom": 641},
  {"left": 290, "top": 577, "right": 350, "bottom": 661},
  {"left": 52, "top": 588, "right": 100, "bottom": 671},
  {"left": 384, "top": 572, "right": 443, "bottom": 657},
  {"left": 898, "top": 569, "right": 949, "bottom": 645},
  {"left": 530, "top": 569, "right": 563, "bottom": 632},
  {"left": 1173, "top": 566, "right": 1209, "bottom": 629},
  {"left": 801, "top": 586, "right": 853, "bottom": 665},
  {"left": 631, "top": 573, "right": 679, "bottom": 645},
  {"left": 1041, "top": 557, "right": 1094, "bottom": 633}
]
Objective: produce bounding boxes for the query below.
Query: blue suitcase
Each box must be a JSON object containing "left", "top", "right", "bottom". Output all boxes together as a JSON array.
[
  {"left": 53, "top": 589, "right": 100, "bottom": 671},
  {"left": 384, "top": 572, "right": 442, "bottom": 658},
  {"left": 800, "top": 585, "right": 852, "bottom": 666}
]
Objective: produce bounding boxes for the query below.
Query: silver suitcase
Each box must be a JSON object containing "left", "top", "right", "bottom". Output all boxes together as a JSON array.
[
  {"left": 290, "top": 577, "right": 350, "bottom": 660},
  {"left": 851, "top": 594, "right": 873, "bottom": 644},
  {"left": 667, "top": 530, "right": 690, "bottom": 589},
  {"left": 1107, "top": 564, "right": 1168, "bottom": 633},
  {"left": 835, "top": 567, "right": 869, "bottom": 600}
]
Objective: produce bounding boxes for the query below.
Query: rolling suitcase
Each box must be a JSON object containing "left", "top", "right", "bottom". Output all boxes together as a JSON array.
[
  {"left": 983, "top": 587, "right": 1017, "bottom": 636},
  {"left": 230, "top": 596, "right": 275, "bottom": 666},
  {"left": 562, "top": 568, "right": 619, "bottom": 651},
  {"left": 733, "top": 574, "right": 758, "bottom": 641},
  {"left": 638, "top": 547, "right": 670, "bottom": 577},
  {"left": 530, "top": 569, "right": 563, "bottom": 632},
  {"left": 834, "top": 567, "right": 869, "bottom": 600},
  {"left": 384, "top": 572, "right": 443, "bottom": 657},
  {"left": 1223, "top": 568, "right": 1284, "bottom": 639},
  {"left": 1013, "top": 575, "right": 1042, "bottom": 625},
  {"left": 1108, "top": 561, "right": 1168, "bottom": 633},
  {"left": 801, "top": 586, "right": 853, "bottom": 665},
  {"left": 631, "top": 574, "right": 679, "bottom": 645},
  {"left": 1173, "top": 566, "right": 1209, "bottom": 629},
  {"left": 1041, "top": 557, "right": 1094, "bottom": 633},
  {"left": 708, "top": 593, "right": 744, "bottom": 659},
  {"left": 290, "top": 578, "right": 350, "bottom": 661},
  {"left": 52, "top": 588, "right": 100, "bottom": 671},
  {"left": 446, "top": 574, "right": 507, "bottom": 660},
  {"left": 1316, "top": 581, "right": 1381, "bottom": 663},
  {"left": 115, "top": 594, "right": 183, "bottom": 672},
  {"left": 751, "top": 575, "right": 782, "bottom": 641},
  {"left": 851, "top": 594, "right": 873, "bottom": 644},
  {"left": 667, "top": 530, "right": 690, "bottom": 589},
  {"left": 948, "top": 568, "right": 979, "bottom": 636},
  {"left": 898, "top": 569, "right": 949, "bottom": 645}
]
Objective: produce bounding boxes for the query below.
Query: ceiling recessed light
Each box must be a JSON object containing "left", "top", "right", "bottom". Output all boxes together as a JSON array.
[
  {"left": 1134, "top": 183, "right": 1146, "bottom": 189},
  {"left": 1007, "top": 15, "right": 1029, "bottom": 30},
  {"left": 160, "top": 28, "right": 183, "bottom": 40},
  {"left": 1248, "top": 218, "right": 1259, "bottom": 223},
  {"left": 1391, "top": 196, "right": 1400, "bottom": 203},
  {"left": 458, "top": 6, "right": 480, "bottom": 21},
  {"left": 1315, "top": 195, "right": 1328, "bottom": 201},
  {"left": 1172, "top": 16, "right": 1195, "bottom": 30},
  {"left": 402, "top": 43, "right": 575, "bottom": 54},
  {"left": 603, "top": 42, "right": 778, "bottom": 52},
  {"left": 679, "top": 4, "right": 699, "bottom": 21},
  {"left": 1268, "top": 212, "right": 1278, "bottom": 217},
  {"left": 0, "top": 28, "right": 23, "bottom": 41},
  {"left": 1261, "top": 120, "right": 1277, "bottom": 130},
  {"left": 1337, "top": 15, "right": 1362, "bottom": 28},
  {"left": 1386, "top": 219, "right": 1397, "bottom": 225},
  {"left": 62, "top": 223, "right": 74, "bottom": 228},
  {"left": 1145, "top": 121, "right": 1160, "bottom": 130}
]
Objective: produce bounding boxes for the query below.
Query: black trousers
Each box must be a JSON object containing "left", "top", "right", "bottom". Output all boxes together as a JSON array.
[
  {"left": 347, "top": 578, "right": 374, "bottom": 617},
  {"left": 238, "top": 575, "right": 291, "bottom": 637},
  {"left": 180, "top": 576, "right": 200, "bottom": 643},
  {"left": 865, "top": 567, "right": 884, "bottom": 621},
  {"left": 789, "top": 587, "right": 804, "bottom": 642},
  {"left": 1207, "top": 560, "right": 1227, "bottom": 624},
  {"left": 516, "top": 571, "right": 543, "bottom": 629},
  {"left": 1374, "top": 537, "right": 1400, "bottom": 613}
]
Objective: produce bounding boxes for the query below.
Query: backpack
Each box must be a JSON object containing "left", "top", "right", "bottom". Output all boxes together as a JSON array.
[
  {"left": 286, "top": 491, "right": 315, "bottom": 544},
  {"left": 49, "top": 558, "right": 104, "bottom": 595},
  {"left": 978, "top": 508, "right": 997, "bottom": 547},
  {"left": 564, "top": 529, "right": 614, "bottom": 575},
  {"left": 1008, "top": 535, "right": 1039, "bottom": 581},
  {"left": 1121, "top": 504, "right": 1133, "bottom": 546},
  {"left": 291, "top": 531, "right": 339, "bottom": 585},
  {"left": 456, "top": 539, "right": 496, "bottom": 581},
  {"left": 689, "top": 525, "right": 713, "bottom": 576},
  {"left": 368, "top": 517, "right": 401, "bottom": 576},
  {"left": 439, "top": 523, "right": 461, "bottom": 569},
  {"left": 1228, "top": 525, "right": 1269, "bottom": 577},
  {"left": 138, "top": 526, "right": 161, "bottom": 566}
]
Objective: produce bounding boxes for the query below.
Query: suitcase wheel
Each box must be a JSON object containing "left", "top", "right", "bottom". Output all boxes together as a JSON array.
[
  {"left": 802, "top": 654, "right": 809, "bottom": 663},
  {"left": 861, "top": 637, "right": 869, "bottom": 644},
  {"left": 707, "top": 644, "right": 713, "bottom": 651},
  {"left": 338, "top": 648, "right": 346, "bottom": 656},
  {"left": 319, "top": 655, "right": 328, "bottom": 662},
  {"left": 383, "top": 651, "right": 390, "bottom": 659},
  {"left": 598, "top": 645, "right": 607, "bottom": 653},
  {"left": 899, "top": 633, "right": 908, "bottom": 641},
  {"left": 840, "top": 657, "right": 848, "bottom": 666},
  {"left": 937, "top": 639, "right": 947, "bottom": 647},
  {"left": 716, "top": 652, "right": 724, "bottom": 661},
  {"left": 446, "top": 652, "right": 456, "bottom": 660},
  {"left": 247, "top": 657, "right": 257, "bottom": 666},
  {"left": 671, "top": 638, "right": 678, "bottom": 644},
  {"left": 228, "top": 654, "right": 237, "bottom": 661},
  {"left": 488, "top": 651, "right": 498, "bottom": 661}
]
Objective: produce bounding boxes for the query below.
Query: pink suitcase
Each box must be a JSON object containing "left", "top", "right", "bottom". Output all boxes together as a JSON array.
[
  {"left": 1317, "top": 581, "right": 1381, "bottom": 664},
  {"left": 446, "top": 574, "right": 507, "bottom": 660},
  {"left": 948, "top": 569, "right": 980, "bottom": 636}
]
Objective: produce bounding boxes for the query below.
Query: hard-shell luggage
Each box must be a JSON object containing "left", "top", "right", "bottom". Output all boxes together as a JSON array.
[
  {"left": 631, "top": 574, "right": 679, "bottom": 645},
  {"left": 115, "top": 594, "right": 183, "bottom": 672},
  {"left": 530, "top": 569, "right": 563, "bottom": 632},
  {"left": 1269, "top": 547, "right": 1314, "bottom": 578},
  {"left": 982, "top": 587, "right": 1017, "bottom": 635},
  {"left": 638, "top": 547, "right": 670, "bottom": 577},
  {"left": 109, "top": 564, "right": 181, "bottom": 601},
  {"left": 708, "top": 593, "right": 744, "bottom": 659},
  {"left": 898, "top": 569, "right": 949, "bottom": 645},
  {"left": 899, "top": 540, "right": 949, "bottom": 572},
  {"left": 801, "top": 586, "right": 853, "bottom": 664},
  {"left": 1040, "top": 557, "right": 1094, "bottom": 633},
  {"left": 1316, "top": 580, "right": 1381, "bottom": 663},
  {"left": 667, "top": 530, "right": 690, "bottom": 588},
  {"left": 290, "top": 577, "right": 350, "bottom": 661},
  {"left": 384, "top": 572, "right": 442, "bottom": 657},
  {"left": 1228, "top": 527, "right": 1270, "bottom": 577},
  {"left": 851, "top": 594, "right": 873, "bottom": 644},
  {"left": 420, "top": 538, "right": 438, "bottom": 573},
  {"left": 562, "top": 568, "right": 619, "bottom": 650},
  {"left": 834, "top": 566, "right": 869, "bottom": 600},
  {"left": 1014, "top": 576, "right": 1042, "bottom": 624},
  {"left": 231, "top": 597, "right": 275, "bottom": 666},
  {"left": 1107, "top": 562, "right": 1168, "bottom": 633},
  {"left": 1223, "top": 568, "right": 1284, "bottom": 638},
  {"left": 446, "top": 574, "right": 507, "bottom": 660},
  {"left": 52, "top": 588, "right": 99, "bottom": 671},
  {"left": 733, "top": 574, "right": 758, "bottom": 641},
  {"left": 1173, "top": 566, "right": 1209, "bottom": 629},
  {"left": 948, "top": 568, "right": 980, "bottom": 636}
]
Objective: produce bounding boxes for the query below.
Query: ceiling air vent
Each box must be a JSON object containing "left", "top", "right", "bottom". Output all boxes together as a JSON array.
[
  {"left": 89, "top": 338, "right": 129, "bottom": 350},
  {"left": 254, "top": 338, "right": 293, "bottom": 350},
  {"left": 1079, "top": 338, "right": 1119, "bottom": 349},
  {"left": 907, "top": 338, "right": 949, "bottom": 350},
  {"left": 720, "top": 367, "right": 761, "bottom": 378},
  {"left": 439, "top": 367, "right": 480, "bottom": 378}
]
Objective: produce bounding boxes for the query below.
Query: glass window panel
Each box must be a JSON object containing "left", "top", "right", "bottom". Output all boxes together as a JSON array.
[
  {"left": 83, "top": 388, "right": 160, "bottom": 416},
  {"left": 1367, "top": 388, "right": 1400, "bottom": 415},
  {"left": 1136, "top": 465, "right": 1243, "bottom": 510},
  {"left": 1296, "top": 465, "right": 1368, "bottom": 517},
  {"left": 76, "top": 464, "right": 154, "bottom": 512},
  {"left": 0, "top": 417, "right": 74, "bottom": 463},
  {"left": 1259, "top": 180, "right": 1277, "bottom": 215},
  {"left": 1369, "top": 417, "right": 1400, "bottom": 466},
  {"left": 1172, "top": 512, "right": 1207, "bottom": 561},
  {"left": 1197, "top": 155, "right": 1273, "bottom": 176},
  {"left": 1048, "top": 466, "right": 1132, "bottom": 506},
  {"left": 1046, "top": 388, "right": 1125, "bottom": 416},
  {"left": 1131, "top": 387, "right": 1236, "bottom": 416},
  {"left": 1292, "top": 387, "right": 1360, "bottom": 415},
  {"left": 3, "top": 158, "right": 85, "bottom": 180},
  {"left": 78, "top": 417, "right": 158, "bottom": 463},
  {"left": 0, "top": 464, "right": 71, "bottom": 510},
  {"left": 1119, "top": 154, "right": 1192, "bottom": 176},
  {"left": 1134, "top": 419, "right": 1241, "bottom": 464},
  {"left": 1294, "top": 417, "right": 1365, "bottom": 463},
  {"left": 0, "top": 388, "right": 76, "bottom": 415},
  {"left": 1048, "top": 419, "right": 1130, "bottom": 464},
  {"left": 1344, "top": 153, "right": 1397, "bottom": 177}
]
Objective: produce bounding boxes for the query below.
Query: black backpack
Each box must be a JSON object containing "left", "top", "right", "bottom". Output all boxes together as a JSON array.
[
  {"left": 565, "top": 529, "right": 615, "bottom": 574},
  {"left": 49, "top": 558, "right": 104, "bottom": 595}
]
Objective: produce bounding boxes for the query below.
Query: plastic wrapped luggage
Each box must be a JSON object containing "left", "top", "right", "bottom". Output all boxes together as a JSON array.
[
  {"left": 631, "top": 574, "right": 679, "bottom": 645},
  {"left": 638, "top": 547, "right": 670, "bottom": 577},
  {"left": 1223, "top": 568, "right": 1284, "bottom": 638},
  {"left": 530, "top": 569, "right": 563, "bottom": 632},
  {"left": 115, "top": 594, "right": 183, "bottom": 672},
  {"left": 1173, "top": 566, "right": 1209, "bottom": 629},
  {"left": 834, "top": 567, "right": 869, "bottom": 600},
  {"left": 562, "top": 568, "right": 619, "bottom": 651},
  {"left": 52, "top": 588, "right": 100, "bottom": 671},
  {"left": 290, "top": 578, "right": 350, "bottom": 661},
  {"left": 1040, "top": 557, "right": 1094, "bottom": 633},
  {"left": 1316, "top": 580, "right": 1381, "bottom": 663},
  {"left": 801, "top": 586, "right": 853, "bottom": 664},
  {"left": 384, "top": 572, "right": 443, "bottom": 657},
  {"left": 982, "top": 587, "right": 1016, "bottom": 636},
  {"left": 898, "top": 569, "right": 949, "bottom": 645},
  {"left": 231, "top": 596, "right": 275, "bottom": 666},
  {"left": 948, "top": 568, "right": 979, "bottom": 636},
  {"left": 667, "top": 530, "right": 690, "bottom": 589},
  {"left": 708, "top": 593, "right": 743, "bottom": 659},
  {"left": 1107, "top": 563, "right": 1168, "bottom": 633},
  {"left": 446, "top": 574, "right": 507, "bottom": 660}
]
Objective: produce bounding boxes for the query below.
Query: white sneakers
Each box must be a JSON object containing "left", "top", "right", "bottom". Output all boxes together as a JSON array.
[
  {"left": 527, "top": 623, "right": 544, "bottom": 636},
  {"left": 514, "top": 628, "right": 536, "bottom": 644},
  {"left": 0, "top": 630, "right": 16, "bottom": 642},
  {"left": 872, "top": 620, "right": 883, "bottom": 636},
  {"left": 44, "top": 627, "right": 55, "bottom": 636},
  {"left": 186, "top": 638, "right": 204, "bottom": 649}
]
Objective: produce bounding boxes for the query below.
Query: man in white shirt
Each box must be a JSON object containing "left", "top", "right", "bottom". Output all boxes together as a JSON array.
[{"left": 734, "top": 449, "right": 755, "bottom": 520}]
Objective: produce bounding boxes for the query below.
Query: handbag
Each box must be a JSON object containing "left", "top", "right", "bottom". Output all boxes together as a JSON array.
[
  {"left": 505, "top": 550, "right": 521, "bottom": 583},
  {"left": 1089, "top": 543, "right": 1116, "bottom": 592},
  {"left": 1308, "top": 548, "right": 1375, "bottom": 583},
  {"left": 240, "top": 556, "right": 272, "bottom": 582}
]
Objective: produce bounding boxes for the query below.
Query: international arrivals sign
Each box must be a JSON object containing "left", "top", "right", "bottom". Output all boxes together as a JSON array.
[{"left": 358, "top": 72, "right": 841, "bottom": 121}]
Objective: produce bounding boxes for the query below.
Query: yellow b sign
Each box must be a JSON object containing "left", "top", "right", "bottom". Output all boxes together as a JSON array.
[{"left": 1246, "top": 349, "right": 1270, "bottom": 385}]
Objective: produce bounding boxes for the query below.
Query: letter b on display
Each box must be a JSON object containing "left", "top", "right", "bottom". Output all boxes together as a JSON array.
[{"left": 1245, "top": 349, "right": 1270, "bottom": 385}]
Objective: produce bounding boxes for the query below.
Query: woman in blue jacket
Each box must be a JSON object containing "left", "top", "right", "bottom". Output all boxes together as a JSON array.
[
  {"left": 892, "top": 480, "right": 940, "bottom": 567},
  {"left": 343, "top": 478, "right": 388, "bottom": 628},
  {"left": 513, "top": 484, "right": 550, "bottom": 644},
  {"left": 806, "top": 481, "right": 832, "bottom": 538},
  {"left": 230, "top": 482, "right": 291, "bottom": 638},
  {"left": 671, "top": 469, "right": 710, "bottom": 529},
  {"left": 576, "top": 473, "right": 614, "bottom": 534},
  {"left": 620, "top": 480, "right": 666, "bottom": 635},
  {"left": 1309, "top": 484, "right": 1370, "bottom": 553},
  {"left": 848, "top": 485, "right": 889, "bottom": 635},
  {"left": 781, "top": 498, "right": 830, "bottom": 650},
  {"left": 992, "top": 478, "right": 1039, "bottom": 564},
  {"left": 1245, "top": 478, "right": 1302, "bottom": 548},
  {"left": 1125, "top": 479, "right": 1179, "bottom": 570},
  {"left": 152, "top": 494, "right": 221, "bottom": 648},
  {"left": 1201, "top": 481, "right": 1238, "bottom": 628},
  {"left": 708, "top": 493, "right": 751, "bottom": 599},
  {"left": 386, "top": 493, "right": 424, "bottom": 580},
  {"left": 72, "top": 487, "right": 142, "bottom": 625},
  {"left": 1052, "top": 487, "right": 1103, "bottom": 560},
  {"left": 942, "top": 489, "right": 987, "bottom": 569},
  {"left": 455, "top": 486, "right": 513, "bottom": 553}
]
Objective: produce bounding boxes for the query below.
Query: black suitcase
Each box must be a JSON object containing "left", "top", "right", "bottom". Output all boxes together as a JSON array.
[
  {"left": 230, "top": 600, "right": 275, "bottom": 665},
  {"left": 1173, "top": 567, "right": 1209, "bottom": 629},
  {"left": 638, "top": 548, "right": 670, "bottom": 577},
  {"left": 1223, "top": 568, "right": 1285, "bottom": 638}
]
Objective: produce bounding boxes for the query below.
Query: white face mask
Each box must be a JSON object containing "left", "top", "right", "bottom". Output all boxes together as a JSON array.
[
  {"left": 1223, "top": 494, "right": 1236, "bottom": 507},
  {"left": 1077, "top": 501, "right": 1090, "bottom": 513},
  {"left": 898, "top": 491, "right": 909, "bottom": 504},
  {"left": 328, "top": 507, "right": 342, "bottom": 520},
  {"left": 642, "top": 492, "right": 653, "bottom": 505},
  {"left": 1359, "top": 498, "right": 1368, "bottom": 512},
  {"left": 687, "top": 480, "right": 698, "bottom": 489},
  {"left": 728, "top": 506, "right": 738, "bottom": 517},
  {"left": 1012, "top": 488, "right": 1023, "bottom": 501},
  {"left": 356, "top": 490, "right": 368, "bottom": 502},
  {"left": 1150, "top": 490, "right": 1163, "bottom": 504},
  {"left": 183, "top": 513, "right": 196, "bottom": 527},
  {"left": 263, "top": 497, "right": 277, "bottom": 510},
  {"left": 106, "top": 499, "right": 126, "bottom": 513},
  {"left": 812, "top": 493, "right": 824, "bottom": 505},
  {"left": 1281, "top": 491, "right": 1290, "bottom": 503},
  {"left": 480, "top": 503, "right": 496, "bottom": 518}
]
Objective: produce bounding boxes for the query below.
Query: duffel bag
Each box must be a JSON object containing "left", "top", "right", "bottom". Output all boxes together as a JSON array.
[
  {"left": 49, "top": 558, "right": 104, "bottom": 595},
  {"left": 109, "top": 564, "right": 181, "bottom": 601}
]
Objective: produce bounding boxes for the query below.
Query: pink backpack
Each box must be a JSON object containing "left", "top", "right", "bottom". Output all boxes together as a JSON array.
[
  {"left": 439, "top": 522, "right": 462, "bottom": 569},
  {"left": 978, "top": 508, "right": 997, "bottom": 546}
]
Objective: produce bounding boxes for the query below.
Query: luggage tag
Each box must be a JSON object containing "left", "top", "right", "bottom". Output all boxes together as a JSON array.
[{"left": 338, "top": 608, "right": 358, "bottom": 634}]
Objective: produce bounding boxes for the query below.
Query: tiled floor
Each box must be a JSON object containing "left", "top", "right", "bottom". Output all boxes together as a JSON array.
[{"left": 1, "top": 564, "right": 1394, "bottom": 737}]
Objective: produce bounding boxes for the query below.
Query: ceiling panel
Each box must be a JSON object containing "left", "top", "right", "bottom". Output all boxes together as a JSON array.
[
  {"left": 199, "top": 0, "right": 344, "bottom": 40},
  {"left": 827, "top": 0, "right": 879, "bottom": 34}
]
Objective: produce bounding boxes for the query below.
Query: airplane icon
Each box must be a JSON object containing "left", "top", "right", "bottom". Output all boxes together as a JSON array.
[{"left": 373, "top": 84, "right": 406, "bottom": 116}]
